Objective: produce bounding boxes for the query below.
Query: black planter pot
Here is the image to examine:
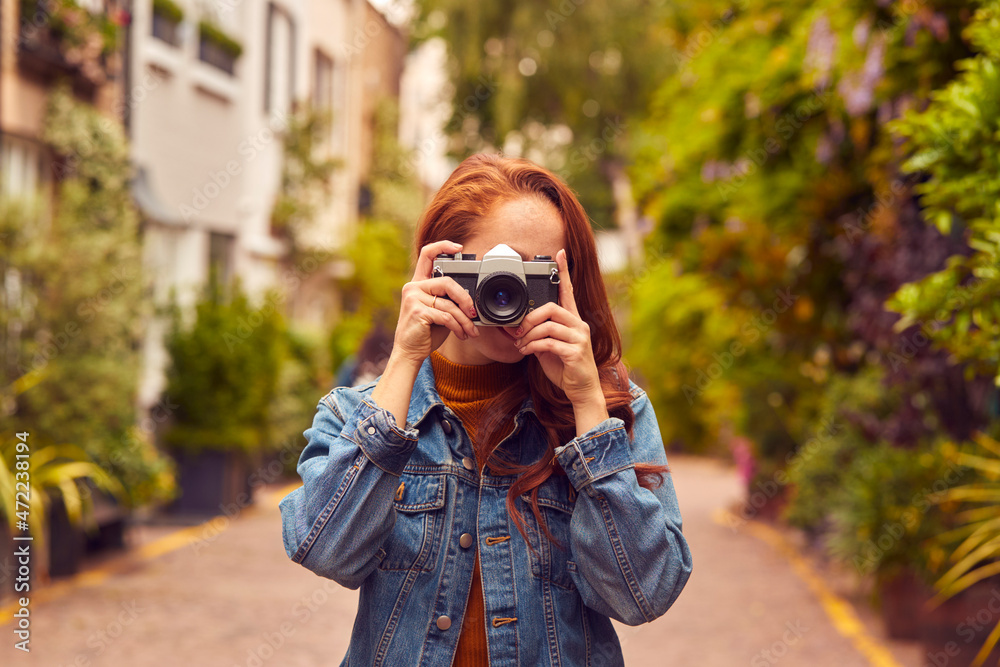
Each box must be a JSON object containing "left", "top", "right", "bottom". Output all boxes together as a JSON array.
[
  {"left": 921, "top": 574, "right": 1000, "bottom": 667},
  {"left": 169, "top": 449, "right": 255, "bottom": 517},
  {"left": 0, "top": 521, "right": 14, "bottom": 602},
  {"left": 47, "top": 494, "right": 85, "bottom": 578},
  {"left": 879, "top": 569, "right": 933, "bottom": 640},
  {"left": 85, "top": 483, "right": 128, "bottom": 553}
]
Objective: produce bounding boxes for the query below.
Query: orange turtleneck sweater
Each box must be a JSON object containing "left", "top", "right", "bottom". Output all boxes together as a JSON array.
[{"left": 430, "top": 350, "right": 523, "bottom": 667}]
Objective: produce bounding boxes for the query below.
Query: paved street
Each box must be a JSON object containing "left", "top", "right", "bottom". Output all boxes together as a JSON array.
[{"left": 0, "top": 455, "right": 924, "bottom": 666}]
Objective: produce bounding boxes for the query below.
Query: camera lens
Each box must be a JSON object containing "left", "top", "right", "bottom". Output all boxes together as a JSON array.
[{"left": 476, "top": 272, "right": 526, "bottom": 325}]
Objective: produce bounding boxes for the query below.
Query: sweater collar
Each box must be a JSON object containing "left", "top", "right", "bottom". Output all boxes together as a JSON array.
[
  {"left": 429, "top": 350, "right": 526, "bottom": 404},
  {"left": 406, "top": 354, "right": 536, "bottom": 430}
]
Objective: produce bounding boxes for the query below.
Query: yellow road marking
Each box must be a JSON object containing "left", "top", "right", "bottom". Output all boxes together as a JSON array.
[
  {"left": 0, "top": 482, "right": 302, "bottom": 625},
  {"left": 712, "top": 508, "right": 903, "bottom": 667}
]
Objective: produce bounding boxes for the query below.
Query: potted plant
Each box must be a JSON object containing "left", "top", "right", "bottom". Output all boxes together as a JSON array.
[
  {"left": 823, "top": 439, "right": 969, "bottom": 640},
  {"left": 783, "top": 364, "right": 900, "bottom": 539},
  {"left": 927, "top": 432, "right": 1000, "bottom": 666},
  {"left": 0, "top": 438, "right": 125, "bottom": 590},
  {"left": 18, "top": 0, "right": 126, "bottom": 86},
  {"left": 160, "top": 277, "right": 285, "bottom": 516}
]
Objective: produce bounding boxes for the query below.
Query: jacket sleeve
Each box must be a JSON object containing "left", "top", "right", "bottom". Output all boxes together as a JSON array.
[
  {"left": 278, "top": 387, "right": 420, "bottom": 589},
  {"left": 553, "top": 385, "right": 693, "bottom": 625}
]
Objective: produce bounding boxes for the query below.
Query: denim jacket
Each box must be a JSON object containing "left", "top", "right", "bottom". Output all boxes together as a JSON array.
[{"left": 279, "top": 355, "right": 693, "bottom": 666}]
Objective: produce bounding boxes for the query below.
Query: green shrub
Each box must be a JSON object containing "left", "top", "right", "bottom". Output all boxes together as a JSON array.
[
  {"left": 825, "top": 440, "right": 968, "bottom": 584},
  {"left": 626, "top": 265, "right": 743, "bottom": 453},
  {"left": 888, "top": 0, "right": 1000, "bottom": 386},
  {"left": 784, "top": 364, "right": 901, "bottom": 533},
  {"left": 328, "top": 219, "right": 411, "bottom": 377},
  {"left": 161, "top": 278, "right": 284, "bottom": 454},
  {"left": 269, "top": 327, "right": 327, "bottom": 473}
]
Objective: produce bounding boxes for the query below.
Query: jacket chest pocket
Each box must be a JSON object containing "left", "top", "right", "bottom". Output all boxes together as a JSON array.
[
  {"left": 521, "top": 494, "right": 578, "bottom": 591},
  {"left": 378, "top": 473, "right": 447, "bottom": 573}
]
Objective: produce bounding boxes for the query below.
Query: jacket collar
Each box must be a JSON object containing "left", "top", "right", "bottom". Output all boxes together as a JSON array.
[{"left": 405, "top": 355, "right": 538, "bottom": 431}]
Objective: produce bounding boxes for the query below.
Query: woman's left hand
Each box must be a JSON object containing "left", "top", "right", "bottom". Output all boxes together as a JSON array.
[{"left": 513, "top": 249, "right": 606, "bottom": 411}]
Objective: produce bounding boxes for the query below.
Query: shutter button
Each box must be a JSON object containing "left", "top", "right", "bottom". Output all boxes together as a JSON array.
[
  {"left": 459, "top": 533, "right": 473, "bottom": 549},
  {"left": 462, "top": 457, "right": 475, "bottom": 471},
  {"left": 442, "top": 420, "right": 453, "bottom": 435},
  {"left": 436, "top": 615, "right": 451, "bottom": 630}
]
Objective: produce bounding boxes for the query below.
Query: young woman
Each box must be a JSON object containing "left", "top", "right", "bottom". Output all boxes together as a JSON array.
[{"left": 280, "top": 154, "right": 693, "bottom": 666}]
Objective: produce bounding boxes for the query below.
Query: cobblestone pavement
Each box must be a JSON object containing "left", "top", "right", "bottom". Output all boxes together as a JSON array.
[{"left": 0, "top": 455, "right": 924, "bottom": 666}]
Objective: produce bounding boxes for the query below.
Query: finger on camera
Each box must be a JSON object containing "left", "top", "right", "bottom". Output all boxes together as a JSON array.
[
  {"left": 520, "top": 338, "right": 575, "bottom": 358},
  {"left": 555, "top": 249, "right": 579, "bottom": 317},
  {"left": 423, "top": 305, "right": 468, "bottom": 341},
  {"left": 423, "top": 277, "right": 477, "bottom": 319},
  {"left": 515, "top": 321, "right": 579, "bottom": 347},
  {"left": 425, "top": 289, "right": 477, "bottom": 338},
  {"left": 516, "top": 302, "right": 577, "bottom": 334},
  {"left": 414, "top": 240, "right": 463, "bottom": 281}
]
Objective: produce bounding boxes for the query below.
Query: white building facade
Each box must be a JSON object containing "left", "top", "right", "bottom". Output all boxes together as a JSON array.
[{"left": 129, "top": 0, "right": 403, "bottom": 410}]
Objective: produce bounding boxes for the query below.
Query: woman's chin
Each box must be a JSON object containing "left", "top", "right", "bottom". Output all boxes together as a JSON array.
[
  {"left": 479, "top": 326, "right": 526, "bottom": 363},
  {"left": 489, "top": 346, "right": 526, "bottom": 364}
]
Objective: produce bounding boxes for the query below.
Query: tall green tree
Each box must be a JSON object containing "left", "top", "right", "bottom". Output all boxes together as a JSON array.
[
  {"left": 0, "top": 84, "right": 175, "bottom": 507},
  {"left": 413, "top": 0, "right": 678, "bottom": 232}
]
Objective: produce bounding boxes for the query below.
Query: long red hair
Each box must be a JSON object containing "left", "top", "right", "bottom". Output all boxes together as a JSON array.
[{"left": 415, "top": 153, "right": 669, "bottom": 553}]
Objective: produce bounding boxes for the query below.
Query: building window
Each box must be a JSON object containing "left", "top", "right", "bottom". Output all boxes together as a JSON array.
[
  {"left": 151, "top": 0, "right": 184, "bottom": 47},
  {"left": 208, "top": 231, "right": 235, "bottom": 286},
  {"left": 313, "top": 49, "right": 334, "bottom": 153},
  {"left": 264, "top": 2, "right": 295, "bottom": 116},
  {"left": 198, "top": 20, "right": 244, "bottom": 75},
  {"left": 312, "top": 48, "right": 346, "bottom": 155},
  {"left": 1, "top": 134, "right": 50, "bottom": 200},
  {"left": 313, "top": 49, "right": 333, "bottom": 111}
]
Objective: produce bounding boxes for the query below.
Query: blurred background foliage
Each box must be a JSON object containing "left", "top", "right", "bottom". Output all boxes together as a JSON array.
[
  {"left": 622, "top": 0, "right": 1000, "bottom": 612},
  {"left": 414, "top": 0, "right": 1000, "bottom": 644},
  {"left": 2, "top": 0, "right": 999, "bottom": 646},
  {"left": 887, "top": 0, "right": 1000, "bottom": 385},
  {"left": 0, "top": 85, "right": 176, "bottom": 511},
  {"left": 327, "top": 99, "right": 416, "bottom": 382},
  {"left": 160, "top": 277, "right": 285, "bottom": 456}
]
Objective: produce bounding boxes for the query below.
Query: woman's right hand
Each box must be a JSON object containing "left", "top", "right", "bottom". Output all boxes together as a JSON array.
[{"left": 392, "top": 240, "right": 480, "bottom": 365}]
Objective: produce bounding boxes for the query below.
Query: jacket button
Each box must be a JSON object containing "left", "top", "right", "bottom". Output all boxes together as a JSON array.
[
  {"left": 459, "top": 533, "right": 473, "bottom": 549},
  {"left": 442, "top": 419, "right": 453, "bottom": 434},
  {"left": 436, "top": 615, "right": 452, "bottom": 630},
  {"left": 462, "top": 457, "right": 475, "bottom": 471},
  {"left": 366, "top": 426, "right": 376, "bottom": 435}
]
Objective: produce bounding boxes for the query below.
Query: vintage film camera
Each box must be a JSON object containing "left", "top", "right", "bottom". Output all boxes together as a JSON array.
[{"left": 432, "top": 244, "right": 560, "bottom": 326}]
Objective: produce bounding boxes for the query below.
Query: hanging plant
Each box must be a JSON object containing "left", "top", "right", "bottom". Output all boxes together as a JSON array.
[{"left": 24, "top": 0, "right": 124, "bottom": 56}]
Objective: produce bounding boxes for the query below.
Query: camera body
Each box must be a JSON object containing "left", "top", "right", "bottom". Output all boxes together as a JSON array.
[{"left": 432, "top": 244, "right": 560, "bottom": 326}]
